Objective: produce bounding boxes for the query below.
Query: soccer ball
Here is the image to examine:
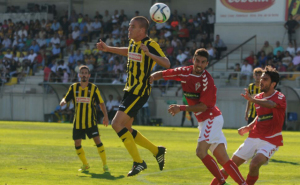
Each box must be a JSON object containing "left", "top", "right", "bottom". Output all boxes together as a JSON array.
[{"left": 149, "top": 3, "right": 170, "bottom": 23}]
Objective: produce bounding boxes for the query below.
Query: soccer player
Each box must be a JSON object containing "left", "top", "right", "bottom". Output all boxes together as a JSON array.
[
  {"left": 150, "top": 48, "right": 246, "bottom": 185},
  {"left": 96, "top": 16, "right": 170, "bottom": 176},
  {"left": 60, "top": 65, "right": 110, "bottom": 172},
  {"left": 210, "top": 66, "right": 286, "bottom": 185},
  {"left": 245, "top": 68, "right": 263, "bottom": 125}
]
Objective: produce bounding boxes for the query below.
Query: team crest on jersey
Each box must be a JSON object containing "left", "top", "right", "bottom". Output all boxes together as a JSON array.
[{"left": 195, "top": 82, "right": 201, "bottom": 91}]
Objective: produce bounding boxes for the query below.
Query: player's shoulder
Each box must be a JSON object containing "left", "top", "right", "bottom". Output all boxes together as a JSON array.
[
  {"left": 203, "top": 70, "right": 214, "bottom": 81},
  {"left": 274, "top": 91, "right": 286, "bottom": 100},
  {"left": 70, "top": 82, "right": 79, "bottom": 87},
  {"left": 248, "top": 83, "right": 254, "bottom": 87},
  {"left": 89, "top": 82, "right": 98, "bottom": 88},
  {"left": 254, "top": 92, "right": 263, "bottom": 98}
]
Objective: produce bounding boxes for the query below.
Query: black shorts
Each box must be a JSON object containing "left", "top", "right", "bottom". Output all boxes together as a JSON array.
[
  {"left": 118, "top": 91, "right": 149, "bottom": 118},
  {"left": 73, "top": 125, "right": 100, "bottom": 140}
]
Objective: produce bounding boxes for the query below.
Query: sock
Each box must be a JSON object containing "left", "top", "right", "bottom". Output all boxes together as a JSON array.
[
  {"left": 201, "top": 154, "right": 225, "bottom": 184},
  {"left": 132, "top": 129, "right": 158, "bottom": 156},
  {"left": 97, "top": 143, "right": 107, "bottom": 166},
  {"left": 246, "top": 174, "right": 259, "bottom": 185},
  {"left": 223, "top": 160, "right": 246, "bottom": 185},
  {"left": 210, "top": 170, "right": 229, "bottom": 185},
  {"left": 118, "top": 128, "right": 143, "bottom": 163},
  {"left": 62, "top": 115, "right": 66, "bottom": 121},
  {"left": 54, "top": 112, "right": 60, "bottom": 120},
  {"left": 75, "top": 145, "right": 88, "bottom": 165}
]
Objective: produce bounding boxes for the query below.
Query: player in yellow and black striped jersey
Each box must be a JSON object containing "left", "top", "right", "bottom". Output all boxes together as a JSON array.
[
  {"left": 245, "top": 67, "right": 263, "bottom": 125},
  {"left": 97, "top": 16, "right": 170, "bottom": 176},
  {"left": 60, "top": 65, "right": 110, "bottom": 172}
]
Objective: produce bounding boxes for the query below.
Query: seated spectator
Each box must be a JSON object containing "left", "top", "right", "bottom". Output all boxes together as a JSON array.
[
  {"left": 273, "top": 41, "right": 284, "bottom": 56},
  {"left": 261, "top": 41, "right": 273, "bottom": 56},
  {"left": 91, "top": 18, "right": 102, "bottom": 38},
  {"left": 1, "top": 36, "right": 12, "bottom": 51},
  {"left": 80, "top": 26, "right": 89, "bottom": 44},
  {"left": 240, "top": 60, "right": 253, "bottom": 82},
  {"left": 50, "top": 34, "right": 60, "bottom": 45},
  {"left": 257, "top": 50, "right": 268, "bottom": 67},
  {"left": 86, "top": 60, "right": 94, "bottom": 72},
  {"left": 36, "top": 35, "right": 47, "bottom": 49},
  {"left": 72, "top": 26, "right": 81, "bottom": 50},
  {"left": 106, "top": 94, "right": 119, "bottom": 121},
  {"left": 9, "top": 59, "right": 17, "bottom": 77},
  {"left": 121, "top": 16, "right": 129, "bottom": 29},
  {"left": 206, "top": 42, "right": 215, "bottom": 60},
  {"left": 158, "top": 35, "right": 166, "bottom": 48},
  {"left": 0, "top": 59, "right": 7, "bottom": 83},
  {"left": 62, "top": 68, "right": 69, "bottom": 83},
  {"left": 111, "top": 24, "right": 120, "bottom": 38},
  {"left": 286, "top": 42, "right": 296, "bottom": 56},
  {"left": 70, "top": 18, "right": 79, "bottom": 31},
  {"left": 245, "top": 51, "right": 255, "bottom": 66},
  {"left": 112, "top": 58, "right": 123, "bottom": 74},
  {"left": 292, "top": 50, "right": 300, "bottom": 71},
  {"left": 226, "top": 63, "right": 241, "bottom": 82},
  {"left": 178, "top": 24, "right": 190, "bottom": 42},
  {"left": 74, "top": 49, "right": 83, "bottom": 63},
  {"left": 282, "top": 51, "right": 293, "bottom": 70},
  {"left": 51, "top": 19, "right": 61, "bottom": 32},
  {"left": 27, "top": 49, "right": 37, "bottom": 75},
  {"left": 213, "top": 34, "right": 227, "bottom": 59},
  {"left": 176, "top": 49, "right": 187, "bottom": 64},
  {"left": 28, "top": 40, "right": 40, "bottom": 53},
  {"left": 273, "top": 50, "right": 283, "bottom": 63}
]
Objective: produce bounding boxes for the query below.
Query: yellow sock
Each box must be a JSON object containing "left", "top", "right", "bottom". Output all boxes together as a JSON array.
[
  {"left": 54, "top": 112, "right": 60, "bottom": 120},
  {"left": 62, "top": 115, "right": 66, "bottom": 121},
  {"left": 132, "top": 129, "right": 158, "bottom": 156},
  {"left": 97, "top": 143, "right": 107, "bottom": 166},
  {"left": 75, "top": 146, "right": 88, "bottom": 165},
  {"left": 118, "top": 128, "right": 143, "bottom": 163}
]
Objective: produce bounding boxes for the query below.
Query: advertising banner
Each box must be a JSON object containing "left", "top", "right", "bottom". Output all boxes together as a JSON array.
[{"left": 216, "top": 0, "right": 287, "bottom": 23}]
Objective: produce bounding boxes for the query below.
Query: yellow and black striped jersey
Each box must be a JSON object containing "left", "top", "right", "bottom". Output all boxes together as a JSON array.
[
  {"left": 125, "top": 36, "right": 165, "bottom": 96},
  {"left": 64, "top": 82, "right": 104, "bottom": 129},
  {"left": 248, "top": 83, "right": 261, "bottom": 119}
]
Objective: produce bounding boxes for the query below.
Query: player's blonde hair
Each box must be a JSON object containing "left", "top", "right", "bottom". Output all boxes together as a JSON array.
[{"left": 253, "top": 67, "right": 263, "bottom": 74}]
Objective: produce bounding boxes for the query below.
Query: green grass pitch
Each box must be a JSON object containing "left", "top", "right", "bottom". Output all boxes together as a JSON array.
[{"left": 1, "top": 121, "right": 299, "bottom": 185}]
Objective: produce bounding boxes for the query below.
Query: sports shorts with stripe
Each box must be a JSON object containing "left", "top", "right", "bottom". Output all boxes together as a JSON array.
[
  {"left": 197, "top": 115, "right": 227, "bottom": 153},
  {"left": 118, "top": 91, "right": 149, "bottom": 118}
]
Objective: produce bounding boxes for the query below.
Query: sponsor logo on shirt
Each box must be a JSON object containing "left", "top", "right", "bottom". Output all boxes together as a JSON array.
[
  {"left": 76, "top": 97, "right": 90, "bottom": 103},
  {"left": 183, "top": 91, "right": 200, "bottom": 99},
  {"left": 128, "top": 52, "right": 142, "bottom": 62},
  {"left": 258, "top": 113, "right": 273, "bottom": 122}
]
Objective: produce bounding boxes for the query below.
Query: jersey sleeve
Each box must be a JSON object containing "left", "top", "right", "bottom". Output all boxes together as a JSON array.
[
  {"left": 148, "top": 42, "right": 166, "bottom": 57},
  {"left": 272, "top": 93, "right": 286, "bottom": 109},
  {"left": 162, "top": 67, "right": 183, "bottom": 81},
  {"left": 248, "top": 84, "right": 251, "bottom": 94},
  {"left": 199, "top": 78, "right": 216, "bottom": 107},
  {"left": 64, "top": 85, "right": 74, "bottom": 102},
  {"left": 94, "top": 87, "right": 104, "bottom": 104}
]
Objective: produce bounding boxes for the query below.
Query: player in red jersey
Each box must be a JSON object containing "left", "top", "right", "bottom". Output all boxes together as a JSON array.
[
  {"left": 210, "top": 66, "right": 286, "bottom": 185},
  {"left": 150, "top": 48, "right": 247, "bottom": 185}
]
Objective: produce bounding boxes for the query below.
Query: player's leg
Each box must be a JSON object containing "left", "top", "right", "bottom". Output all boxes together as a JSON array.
[
  {"left": 181, "top": 111, "right": 186, "bottom": 127},
  {"left": 128, "top": 118, "right": 166, "bottom": 171},
  {"left": 196, "top": 140, "right": 227, "bottom": 184},
  {"left": 189, "top": 111, "right": 194, "bottom": 127},
  {"left": 90, "top": 126, "right": 109, "bottom": 172},
  {"left": 212, "top": 144, "right": 247, "bottom": 185},
  {"left": 73, "top": 129, "right": 89, "bottom": 171},
  {"left": 246, "top": 140, "right": 278, "bottom": 185}
]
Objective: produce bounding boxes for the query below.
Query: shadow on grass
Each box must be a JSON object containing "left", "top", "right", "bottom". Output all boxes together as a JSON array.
[
  {"left": 270, "top": 159, "right": 299, "bottom": 165},
  {"left": 81, "top": 171, "right": 125, "bottom": 180}
]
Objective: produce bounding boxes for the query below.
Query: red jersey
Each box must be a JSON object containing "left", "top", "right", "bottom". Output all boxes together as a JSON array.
[
  {"left": 162, "top": 66, "right": 222, "bottom": 122},
  {"left": 249, "top": 91, "right": 286, "bottom": 146}
]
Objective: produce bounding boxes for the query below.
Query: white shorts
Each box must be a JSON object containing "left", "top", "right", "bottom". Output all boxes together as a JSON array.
[
  {"left": 197, "top": 115, "right": 227, "bottom": 153},
  {"left": 233, "top": 138, "right": 279, "bottom": 164}
]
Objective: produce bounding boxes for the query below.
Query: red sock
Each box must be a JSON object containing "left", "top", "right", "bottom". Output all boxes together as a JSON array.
[
  {"left": 246, "top": 174, "right": 258, "bottom": 185},
  {"left": 201, "top": 154, "right": 225, "bottom": 184},
  {"left": 223, "top": 160, "right": 246, "bottom": 185},
  {"left": 210, "top": 170, "right": 229, "bottom": 185}
]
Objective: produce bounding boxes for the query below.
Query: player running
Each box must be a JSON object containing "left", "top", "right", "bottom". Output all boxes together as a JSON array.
[
  {"left": 210, "top": 66, "right": 286, "bottom": 185},
  {"left": 150, "top": 48, "right": 247, "bottom": 185}
]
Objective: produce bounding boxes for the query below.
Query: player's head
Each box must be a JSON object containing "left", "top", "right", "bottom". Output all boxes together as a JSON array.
[
  {"left": 253, "top": 67, "right": 263, "bottom": 83},
  {"left": 192, "top": 48, "right": 209, "bottom": 75},
  {"left": 79, "top": 65, "right": 90, "bottom": 82},
  {"left": 260, "top": 66, "right": 279, "bottom": 93},
  {"left": 129, "top": 16, "right": 149, "bottom": 41}
]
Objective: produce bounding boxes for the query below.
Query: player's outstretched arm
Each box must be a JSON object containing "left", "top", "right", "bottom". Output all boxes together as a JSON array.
[
  {"left": 241, "top": 88, "right": 276, "bottom": 108},
  {"left": 99, "top": 103, "right": 109, "bottom": 127},
  {"left": 149, "top": 71, "right": 163, "bottom": 84},
  {"left": 168, "top": 103, "right": 208, "bottom": 116},
  {"left": 140, "top": 43, "right": 170, "bottom": 69},
  {"left": 96, "top": 39, "right": 128, "bottom": 57}
]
